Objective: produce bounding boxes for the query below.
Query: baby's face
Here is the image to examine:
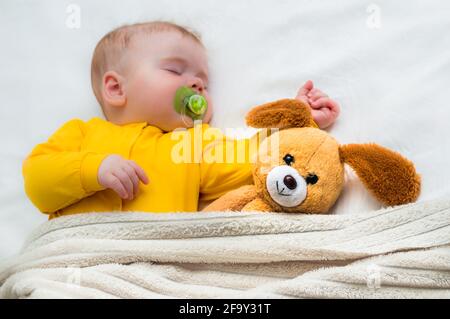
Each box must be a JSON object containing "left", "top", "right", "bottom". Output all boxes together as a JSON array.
[{"left": 121, "top": 31, "right": 212, "bottom": 131}]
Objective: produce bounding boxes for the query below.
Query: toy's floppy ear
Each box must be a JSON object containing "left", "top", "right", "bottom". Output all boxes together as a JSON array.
[
  {"left": 339, "top": 143, "right": 421, "bottom": 206},
  {"left": 246, "top": 99, "right": 318, "bottom": 129}
]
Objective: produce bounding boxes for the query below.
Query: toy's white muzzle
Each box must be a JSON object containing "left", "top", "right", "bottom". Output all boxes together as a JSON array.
[{"left": 265, "top": 165, "right": 307, "bottom": 208}]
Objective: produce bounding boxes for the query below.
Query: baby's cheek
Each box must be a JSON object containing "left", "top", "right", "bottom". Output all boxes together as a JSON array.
[
  {"left": 204, "top": 98, "right": 214, "bottom": 123},
  {"left": 130, "top": 78, "right": 154, "bottom": 104},
  {"left": 152, "top": 83, "right": 176, "bottom": 107}
]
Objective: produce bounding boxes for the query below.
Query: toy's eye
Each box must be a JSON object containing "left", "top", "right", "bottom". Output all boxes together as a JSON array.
[
  {"left": 305, "top": 173, "right": 319, "bottom": 185},
  {"left": 283, "top": 154, "right": 295, "bottom": 166}
]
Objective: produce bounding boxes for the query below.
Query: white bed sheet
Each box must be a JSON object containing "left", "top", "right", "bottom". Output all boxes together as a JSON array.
[{"left": 1, "top": 0, "right": 449, "bottom": 259}]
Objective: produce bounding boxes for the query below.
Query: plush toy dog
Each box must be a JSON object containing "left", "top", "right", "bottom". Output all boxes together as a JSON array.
[{"left": 203, "top": 99, "right": 421, "bottom": 213}]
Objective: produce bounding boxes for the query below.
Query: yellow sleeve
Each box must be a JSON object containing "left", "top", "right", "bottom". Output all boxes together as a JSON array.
[
  {"left": 22, "top": 119, "right": 109, "bottom": 214},
  {"left": 200, "top": 129, "right": 263, "bottom": 202}
]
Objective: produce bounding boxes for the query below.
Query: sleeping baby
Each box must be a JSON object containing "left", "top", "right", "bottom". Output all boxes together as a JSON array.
[{"left": 23, "top": 21, "right": 340, "bottom": 219}]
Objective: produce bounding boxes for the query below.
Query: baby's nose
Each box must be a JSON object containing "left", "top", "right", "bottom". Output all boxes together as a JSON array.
[{"left": 191, "top": 83, "right": 204, "bottom": 94}]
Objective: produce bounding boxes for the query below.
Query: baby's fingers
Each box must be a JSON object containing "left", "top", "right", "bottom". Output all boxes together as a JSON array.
[
  {"left": 128, "top": 160, "right": 149, "bottom": 185},
  {"left": 113, "top": 170, "right": 134, "bottom": 200},
  {"left": 105, "top": 174, "right": 128, "bottom": 199},
  {"left": 311, "top": 97, "right": 340, "bottom": 116},
  {"left": 296, "top": 80, "right": 314, "bottom": 97},
  {"left": 123, "top": 164, "right": 140, "bottom": 197},
  {"left": 308, "top": 89, "right": 328, "bottom": 102},
  {"left": 310, "top": 98, "right": 340, "bottom": 129},
  {"left": 295, "top": 80, "right": 314, "bottom": 102},
  {"left": 311, "top": 108, "right": 333, "bottom": 129}
]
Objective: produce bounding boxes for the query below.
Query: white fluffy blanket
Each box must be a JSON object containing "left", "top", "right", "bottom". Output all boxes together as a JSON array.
[{"left": 1, "top": 197, "right": 449, "bottom": 299}]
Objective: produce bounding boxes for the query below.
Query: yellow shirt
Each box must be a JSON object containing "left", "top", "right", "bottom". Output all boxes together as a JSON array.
[{"left": 23, "top": 117, "right": 258, "bottom": 219}]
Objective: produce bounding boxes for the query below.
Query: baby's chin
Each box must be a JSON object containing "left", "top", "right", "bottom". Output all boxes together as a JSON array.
[
  {"left": 152, "top": 112, "right": 212, "bottom": 132},
  {"left": 158, "top": 115, "right": 198, "bottom": 132},
  {"left": 173, "top": 114, "right": 212, "bottom": 130}
]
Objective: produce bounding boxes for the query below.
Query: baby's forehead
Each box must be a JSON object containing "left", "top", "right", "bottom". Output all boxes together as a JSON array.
[{"left": 134, "top": 31, "right": 207, "bottom": 60}]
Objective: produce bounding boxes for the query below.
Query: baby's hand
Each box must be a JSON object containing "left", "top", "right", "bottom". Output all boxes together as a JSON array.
[
  {"left": 98, "top": 155, "right": 149, "bottom": 200},
  {"left": 295, "top": 80, "right": 340, "bottom": 129}
]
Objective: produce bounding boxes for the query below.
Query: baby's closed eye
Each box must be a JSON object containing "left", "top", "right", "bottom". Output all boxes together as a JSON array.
[{"left": 164, "top": 68, "right": 181, "bottom": 75}]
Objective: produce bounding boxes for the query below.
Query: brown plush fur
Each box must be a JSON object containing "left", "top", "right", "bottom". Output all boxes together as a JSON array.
[
  {"left": 203, "top": 98, "right": 421, "bottom": 213},
  {"left": 242, "top": 197, "right": 273, "bottom": 212},
  {"left": 251, "top": 128, "right": 345, "bottom": 213},
  {"left": 339, "top": 144, "right": 421, "bottom": 206},
  {"left": 246, "top": 99, "right": 317, "bottom": 129},
  {"left": 202, "top": 185, "right": 258, "bottom": 212}
]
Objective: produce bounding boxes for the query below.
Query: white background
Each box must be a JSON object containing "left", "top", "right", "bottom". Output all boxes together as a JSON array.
[{"left": 1, "top": 0, "right": 449, "bottom": 259}]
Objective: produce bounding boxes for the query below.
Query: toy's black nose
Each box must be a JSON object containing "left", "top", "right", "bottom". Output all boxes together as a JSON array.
[{"left": 283, "top": 175, "right": 297, "bottom": 190}]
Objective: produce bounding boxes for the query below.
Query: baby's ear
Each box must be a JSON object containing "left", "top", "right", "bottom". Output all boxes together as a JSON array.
[
  {"left": 246, "top": 99, "right": 317, "bottom": 129},
  {"left": 339, "top": 143, "right": 421, "bottom": 206}
]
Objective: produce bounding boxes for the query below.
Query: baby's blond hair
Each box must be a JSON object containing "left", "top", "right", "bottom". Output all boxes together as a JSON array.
[{"left": 91, "top": 21, "right": 203, "bottom": 111}]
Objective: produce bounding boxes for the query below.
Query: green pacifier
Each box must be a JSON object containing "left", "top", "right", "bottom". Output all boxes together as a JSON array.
[{"left": 174, "top": 86, "right": 208, "bottom": 121}]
